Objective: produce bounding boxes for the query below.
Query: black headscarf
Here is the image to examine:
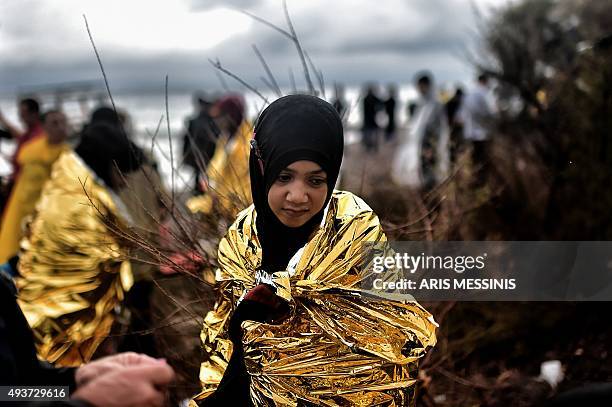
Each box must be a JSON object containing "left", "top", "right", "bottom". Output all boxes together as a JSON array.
[
  {"left": 250, "top": 94, "right": 344, "bottom": 273},
  {"left": 75, "top": 107, "right": 144, "bottom": 190}
]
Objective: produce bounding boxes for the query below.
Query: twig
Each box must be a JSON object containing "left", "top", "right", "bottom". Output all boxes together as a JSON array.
[
  {"left": 241, "top": 2, "right": 315, "bottom": 95},
  {"left": 381, "top": 199, "right": 443, "bottom": 231},
  {"left": 165, "top": 76, "right": 175, "bottom": 212},
  {"left": 434, "top": 366, "right": 492, "bottom": 389},
  {"left": 152, "top": 279, "right": 202, "bottom": 320},
  {"left": 346, "top": 94, "right": 362, "bottom": 123},
  {"left": 305, "top": 51, "right": 325, "bottom": 98},
  {"left": 260, "top": 76, "right": 278, "bottom": 96},
  {"left": 145, "top": 132, "right": 194, "bottom": 190},
  {"left": 78, "top": 174, "right": 209, "bottom": 285},
  {"left": 252, "top": 44, "right": 282, "bottom": 96},
  {"left": 415, "top": 194, "right": 434, "bottom": 241},
  {"left": 358, "top": 156, "right": 368, "bottom": 196},
  {"left": 239, "top": 9, "right": 292, "bottom": 39},
  {"left": 288, "top": 67, "right": 297, "bottom": 93},
  {"left": 84, "top": 14, "right": 189, "bottom": 253},
  {"left": 282, "top": 0, "right": 315, "bottom": 94},
  {"left": 149, "top": 114, "right": 165, "bottom": 156},
  {"left": 113, "top": 163, "right": 202, "bottom": 256},
  {"left": 185, "top": 127, "right": 212, "bottom": 175},
  {"left": 209, "top": 58, "right": 268, "bottom": 103},
  {"left": 214, "top": 69, "right": 230, "bottom": 92},
  {"left": 83, "top": 14, "right": 145, "bottom": 193},
  {"left": 83, "top": 15, "right": 119, "bottom": 131}
]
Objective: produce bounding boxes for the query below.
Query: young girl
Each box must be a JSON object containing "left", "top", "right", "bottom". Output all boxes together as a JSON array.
[{"left": 193, "top": 95, "right": 437, "bottom": 406}]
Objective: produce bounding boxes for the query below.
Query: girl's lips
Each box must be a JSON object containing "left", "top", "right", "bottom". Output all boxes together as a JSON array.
[{"left": 282, "top": 208, "right": 309, "bottom": 217}]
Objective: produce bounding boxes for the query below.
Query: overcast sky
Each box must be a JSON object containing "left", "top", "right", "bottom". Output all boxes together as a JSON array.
[{"left": 0, "top": 0, "right": 507, "bottom": 96}]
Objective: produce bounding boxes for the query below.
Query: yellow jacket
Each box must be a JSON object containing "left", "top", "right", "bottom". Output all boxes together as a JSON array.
[{"left": 0, "top": 134, "right": 68, "bottom": 263}]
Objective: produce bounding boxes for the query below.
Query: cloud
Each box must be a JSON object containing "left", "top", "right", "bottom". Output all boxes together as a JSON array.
[
  {"left": 189, "top": 0, "right": 263, "bottom": 11},
  {"left": 199, "top": 0, "right": 477, "bottom": 86},
  {"left": 0, "top": 0, "right": 500, "bottom": 95}
]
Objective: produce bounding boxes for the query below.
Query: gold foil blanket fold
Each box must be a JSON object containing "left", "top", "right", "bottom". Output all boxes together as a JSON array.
[
  {"left": 194, "top": 190, "right": 437, "bottom": 406},
  {"left": 17, "top": 151, "right": 133, "bottom": 367}
]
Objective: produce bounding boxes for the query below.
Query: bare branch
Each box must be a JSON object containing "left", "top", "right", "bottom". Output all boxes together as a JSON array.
[
  {"left": 282, "top": 0, "right": 315, "bottom": 94},
  {"left": 83, "top": 15, "right": 120, "bottom": 129},
  {"left": 305, "top": 51, "right": 325, "bottom": 98},
  {"left": 288, "top": 67, "right": 296, "bottom": 93},
  {"left": 209, "top": 58, "right": 268, "bottom": 103},
  {"left": 240, "top": 2, "right": 315, "bottom": 94},
  {"left": 149, "top": 114, "right": 165, "bottom": 156},
  {"left": 252, "top": 44, "right": 282, "bottom": 96},
  {"left": 239, "top": 9, "right": 292, "bottom": 39},
  {"left": 165, "top": 75, "right": 176, "bottom": 212},
  {"left": 213, "top": 69, "right": 230, "bottom": 92},
  {"left": 260, "top": 76, "right": 279, "bottom": 96}
]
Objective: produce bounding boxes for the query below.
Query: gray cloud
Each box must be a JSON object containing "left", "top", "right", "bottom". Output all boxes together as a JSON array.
[
  {"left": 0, "top": 0, "right": 487, "bottom": 95},
  {"left": 199, "top": 0, "right": 476, "bottom": 85},
  {"left": 189, "top": 0, "right": 262, "bottom": 11}
]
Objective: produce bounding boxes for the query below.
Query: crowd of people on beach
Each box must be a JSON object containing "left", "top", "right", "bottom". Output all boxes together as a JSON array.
[
  {"left": 341, "top": 72, "right": 496, "bottom": 190},
  {"left": 0, "top": 72, "right": 495, "bottom": 406}
]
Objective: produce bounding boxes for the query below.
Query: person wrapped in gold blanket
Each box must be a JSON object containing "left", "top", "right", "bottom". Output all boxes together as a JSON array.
[
  {"left": 17, "top": 110, "right": 144, "bottom": 366},
  {"left": 187, "top": 95, "right": 252, "bottom": 220},
  {"left": 193, "top": 95, "right": 437, "bottom": 406}
]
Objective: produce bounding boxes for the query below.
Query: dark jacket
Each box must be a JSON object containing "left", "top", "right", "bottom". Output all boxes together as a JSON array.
[
  {"left": 0, "top": 272, "right": 90, "bottom": 407},
  {"left": 362, "top": 92, "right": 382, "bottom": 129},
  {"left": 182, "top": 112, "right": 220, "bottom": 169}
]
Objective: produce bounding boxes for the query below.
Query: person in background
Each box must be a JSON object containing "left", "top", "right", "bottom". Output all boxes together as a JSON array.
[
  {"left": 391, "top": 72, "right": 449, "bottom": 190},
  {"left": 384, "top": 84, "right": 397, "bottom": 141},
  {"left": 79, "top": 107, "right": 145, "bottom": 189},
  {"left": 0, "top": 110, "right": 70, "bottom": 264},
  {"left": 210, "top": 94, "right": 245, "bottom": 142},
  {"left": 174, "top": 92, "right": 251, "bottom": 240},
  {"left": 0, "top": 272, "right": 175, "bottom": 407},
  {"left": 0, "top": 98, "right": 44, "bottom": 180},
  {"left": 415, "top": 73, "right": 449, "bottom": 189},
  {"left": 0, "top": 98, "right": 45, "bottom": 213},
  {"left": 16, "top": 114, "right": 145, "bottom": 366},
  {"left": 182, "top": 92, "right": 221, "bottom": 194},
  {"left": 407, "top": 101, "right": 418, "bottom": 121},
  {"left": 187, "top": 94, "right": 252, "bottom": 220},
  {"left": 445, "top": 86, "right": 465, "bottom": 165},
  {"left": 0, "top": 124, "right": 10, "bottom": 139},
  {"left": 361, "top": 84, "right": 382, "bottom": 152},
  {"left": 331, "top": 83, "right": 347, "bottom": 121},
  {"left": 458, "top": 73, "right": 496, "bottom": 183}
]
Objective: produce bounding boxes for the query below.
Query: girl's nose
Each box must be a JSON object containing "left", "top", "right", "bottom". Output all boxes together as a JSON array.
[{"left": 286, "top": 183, "right": 309, "bottom": 204}]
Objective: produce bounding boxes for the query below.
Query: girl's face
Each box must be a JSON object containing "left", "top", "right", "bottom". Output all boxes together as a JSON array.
[{"left": 267, "top": 160, "right": 328, "bottom": 228}]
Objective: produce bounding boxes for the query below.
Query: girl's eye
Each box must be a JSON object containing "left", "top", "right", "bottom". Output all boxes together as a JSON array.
[
  {"left": 277, "top": 173, "right": 292, "bottom": 183},
  {"left": 309, "top": 178, "right": 326, "bottom": 187}
]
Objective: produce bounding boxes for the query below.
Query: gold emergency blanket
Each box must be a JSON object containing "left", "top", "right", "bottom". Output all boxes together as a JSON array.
[
  {"left": 194, "top": 190, "right": 437, "bottom": 406},
  {"left": 16, "top": 151, "right": 133, "bottom": 367},
  {"left": 187, "top": 120, "right": 252, "bottom": 219}
]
